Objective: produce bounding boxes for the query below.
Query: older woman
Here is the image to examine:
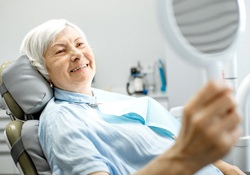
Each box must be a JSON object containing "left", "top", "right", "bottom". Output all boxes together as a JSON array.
[{"left": 20, "top": 19, "right": 244, "bottom": 175}]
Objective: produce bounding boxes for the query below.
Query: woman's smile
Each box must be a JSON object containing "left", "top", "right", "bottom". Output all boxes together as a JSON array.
[{"left": 70, "top": 64, "right": 89, "bottom": 72}]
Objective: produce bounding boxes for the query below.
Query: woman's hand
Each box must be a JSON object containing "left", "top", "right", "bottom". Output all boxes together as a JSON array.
[
  {"left": 173, "top": 80, "right": 242, "bottom": 173},
  {"left": 214, "top": 160, "right": 246, "bottom": 175}
]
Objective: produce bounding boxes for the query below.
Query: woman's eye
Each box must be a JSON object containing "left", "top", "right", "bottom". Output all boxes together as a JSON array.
[
  {"left": 77, "top": 43, "right": 85, "bottom": 47},
  {"left": 55, "top": 49, "right": 64, "bottom": 55}
]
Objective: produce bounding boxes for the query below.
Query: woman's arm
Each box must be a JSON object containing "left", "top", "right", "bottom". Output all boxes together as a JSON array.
[{"left": 133, "top": 80, "right": 242, "bottom": 175}]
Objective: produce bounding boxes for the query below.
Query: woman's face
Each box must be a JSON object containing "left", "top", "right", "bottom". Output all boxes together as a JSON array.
[{"left": 44, "top": 26, "right": 96, "bottom": 94}]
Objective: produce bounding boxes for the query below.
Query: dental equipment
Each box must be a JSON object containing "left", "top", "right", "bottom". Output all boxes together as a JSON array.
[{"left": 234, "top": 73, "right": 250, "bottom": 173}]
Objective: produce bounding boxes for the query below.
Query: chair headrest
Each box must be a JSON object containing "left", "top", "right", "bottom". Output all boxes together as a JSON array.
[{"left": 0, "top": 55, "right": 53, "bottom": 119}]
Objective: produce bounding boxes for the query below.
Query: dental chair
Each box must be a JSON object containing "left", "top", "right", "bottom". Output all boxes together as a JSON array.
[{"left": 0, "top": 55, "right": 53, "bottom": 175}]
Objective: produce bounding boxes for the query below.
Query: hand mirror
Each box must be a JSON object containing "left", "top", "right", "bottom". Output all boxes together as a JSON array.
[{"left": 161, "top": 0, "right": 246, "bottom": 80}]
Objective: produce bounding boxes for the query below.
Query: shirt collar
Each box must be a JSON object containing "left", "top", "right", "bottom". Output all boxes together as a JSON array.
[{"left": 54, "top": 88, "right": 97, "bottom": 105}]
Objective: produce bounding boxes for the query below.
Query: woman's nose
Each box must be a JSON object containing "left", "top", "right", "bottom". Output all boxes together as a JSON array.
[{"left": 70, "top": 48, "right": 84, "bottom": 61}]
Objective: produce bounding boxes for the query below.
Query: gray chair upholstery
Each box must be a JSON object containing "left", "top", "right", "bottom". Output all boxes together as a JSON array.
[{"left": 0, "top": 55, "right": 53, "bottom": 175}]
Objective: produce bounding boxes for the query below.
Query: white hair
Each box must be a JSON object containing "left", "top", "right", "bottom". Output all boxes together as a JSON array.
[{"left": 20, "top": 19, "right": 88, "bottom": 80}]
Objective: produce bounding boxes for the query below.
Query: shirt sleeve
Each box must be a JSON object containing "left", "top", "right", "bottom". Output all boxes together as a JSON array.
[{"left": 39, "top": 105, "right": 110, "bottom": 175}]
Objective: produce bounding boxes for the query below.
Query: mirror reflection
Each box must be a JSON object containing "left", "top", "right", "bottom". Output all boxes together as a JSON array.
[{"left": 173, "top": 0, "right": 239, "bottom": 54}]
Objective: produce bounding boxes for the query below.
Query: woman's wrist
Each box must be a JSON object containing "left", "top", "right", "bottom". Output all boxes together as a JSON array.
[
  {"left": 157, "top": 146, "right": 200, "bottom": 175},
  {"left": 133, "top": 145, "right": 199, "bottom": 175}
]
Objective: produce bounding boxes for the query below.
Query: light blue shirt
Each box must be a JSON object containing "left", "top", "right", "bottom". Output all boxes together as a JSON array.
[{"left": 38, "top": 88, "right": 223, "bottom": 175}]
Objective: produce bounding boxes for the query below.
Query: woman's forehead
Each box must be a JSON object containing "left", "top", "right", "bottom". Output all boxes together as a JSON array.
[{"left": 50, "top": 27, "right": 86, "bottom": 47}]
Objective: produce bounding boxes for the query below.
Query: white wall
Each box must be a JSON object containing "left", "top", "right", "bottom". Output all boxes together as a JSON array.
[
  {"left": 0, "top": 0, "right": 167, "bottom": 93},
  {"left": 0, "top": 0, "right": 249, "bottom": 108},
  {"left": 237, "top": 0, "right": 250, "bottom": 86}
]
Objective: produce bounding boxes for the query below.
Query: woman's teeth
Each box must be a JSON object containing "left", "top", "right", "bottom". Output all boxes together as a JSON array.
[{"left": 71, "top": 64, "right": 88, "bottom": 72}]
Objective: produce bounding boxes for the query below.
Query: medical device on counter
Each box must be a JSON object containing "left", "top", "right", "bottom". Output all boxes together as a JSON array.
[
  {"left": 159, "top": 0, "right": 248, "bottom": 173},
  {"left": 126, "top": 60, "right": 167, "bottom": 96},
  {"left": 126, "top": 66, "right": 148, "bottom": 95}
]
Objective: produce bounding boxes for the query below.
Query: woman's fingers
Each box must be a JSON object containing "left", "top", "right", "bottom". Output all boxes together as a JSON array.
[
  {"left": 177, "top": 80, "right": 242, "bottom": 165},
  {"left": 196, "top": 90, "right": 239, "bottom": 126},
  {"left": 183, "top": 80, "right": 240, "bottom": 131}
]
